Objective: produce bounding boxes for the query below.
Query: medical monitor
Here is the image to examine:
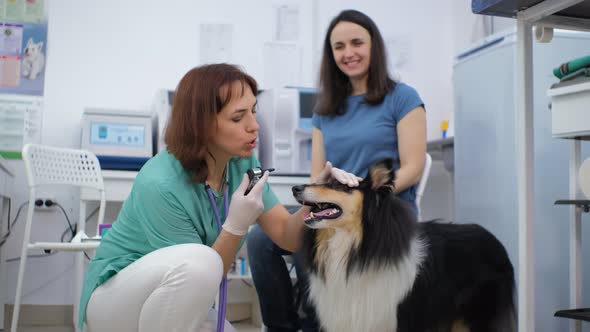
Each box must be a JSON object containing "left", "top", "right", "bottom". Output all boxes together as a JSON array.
[
  {"left": 81, "top": 108, "right": 156, "bottom": 170},
  {"left": 293, "top": 87, "right": 317, "bottom": 130},
  {"left": 89, "top": 122, "right": 146, "bottom": 147}
]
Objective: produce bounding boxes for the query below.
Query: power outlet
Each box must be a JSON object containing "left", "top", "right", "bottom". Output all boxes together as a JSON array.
[{"left": 34, "top": 197, "right": 57, "bottom": 211}]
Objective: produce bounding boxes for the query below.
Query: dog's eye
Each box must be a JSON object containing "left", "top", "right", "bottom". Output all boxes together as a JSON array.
[{"left": 327, "top": 180, "right": 354, "bottom": 192}]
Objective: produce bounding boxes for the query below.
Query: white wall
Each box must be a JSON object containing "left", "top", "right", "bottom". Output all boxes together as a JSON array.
[{"left": 2, "top": 0, "right": 485, "bottom": 308}]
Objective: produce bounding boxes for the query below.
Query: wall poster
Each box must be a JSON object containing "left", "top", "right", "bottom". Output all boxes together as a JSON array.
[{"left": 0, "top": 0, "right": 46, "bottom": 159}]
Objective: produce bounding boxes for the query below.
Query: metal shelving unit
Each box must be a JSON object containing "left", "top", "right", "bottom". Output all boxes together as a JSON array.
[{"left": 472, "top": 1, "right": 590, "bottom": 331}]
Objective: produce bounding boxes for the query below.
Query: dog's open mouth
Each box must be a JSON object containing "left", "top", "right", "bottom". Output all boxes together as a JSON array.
[{"left": 301, "top": 202, "right": 342, "bottom": 225}]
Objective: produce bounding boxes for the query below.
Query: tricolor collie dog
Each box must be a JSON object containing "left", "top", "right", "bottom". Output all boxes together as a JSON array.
[{"left": 292, "top": 159, "right": 515, "bottom": 332}]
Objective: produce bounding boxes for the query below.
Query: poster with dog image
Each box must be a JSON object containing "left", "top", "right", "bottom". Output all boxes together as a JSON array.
[
  {"left": 0, "top": 21, "right": 47, "bottom": 96},
  {"left": 0, "top": 1, "right": 47, "bottom": 159}
]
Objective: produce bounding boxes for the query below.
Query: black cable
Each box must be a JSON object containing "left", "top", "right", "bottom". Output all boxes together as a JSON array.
[
  {"left": 0, "top": 197, "right": 12, "bottom": 248},
  {"left": 2, "top": 200, "right": 98, "bottom": 262},
  {"left": 59, "top": 206, "right": 100, "bottom": 243},
  {"left": 54, "top": 202, "right": 99, "bottom": 261},
  {"left": 53, "top": 201, "right": 75, "bottom": 238},
  {"left": 5, "top": 197, "right": 10, "bottom": 231},
  {"left": 85, "top": 206, "right": 100, "bottom": 224},
  {"left": 0, "top": 201, "right": 28, "bottom": 247},
  {"left": 56, "top": 205, "right": 100, "bottom": 260},
  {"left": 60, "top": 225, "right": 71, "bottom": 243},
  {"left": 8, "top": 201, "right": 28, "bottom": 233},
  {"left": 240, "top": 279, "right": 253, "bottom": 288},
  {"left": 82, "top": 206, "right": 100, "bottom": 261}
]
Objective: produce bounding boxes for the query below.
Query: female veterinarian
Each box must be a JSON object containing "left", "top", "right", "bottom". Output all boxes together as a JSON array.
[
  {"left": 248, "top": 9, "right": 427, "bottom": 332},
  {"left": 78, "top": 63, "right": 356, "bottom": 332}
]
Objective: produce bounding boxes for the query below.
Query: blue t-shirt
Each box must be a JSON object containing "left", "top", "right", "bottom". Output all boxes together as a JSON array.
[{"left": 312, "top": 82, "right": 424, "bottom": 205}]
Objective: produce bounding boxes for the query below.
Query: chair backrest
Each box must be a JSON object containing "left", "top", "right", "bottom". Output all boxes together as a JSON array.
[
  {"left": 22, "top": 143, "right": 104, "bottom": 190},
  {"left": 415, "top": 153, "right": 432, "bottom": 220},
  {"left": 22, "top": 143, "right": 106, "bottom": 237}
]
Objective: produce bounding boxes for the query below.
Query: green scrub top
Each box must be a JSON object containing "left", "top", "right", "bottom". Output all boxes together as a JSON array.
[{"left": 78, "top": 150, "right": 279, "bottom": 328}]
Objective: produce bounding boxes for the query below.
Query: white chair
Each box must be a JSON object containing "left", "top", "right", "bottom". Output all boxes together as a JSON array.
[
  {"left": 12, "top": 144, "right": 106, "bottom": 332},
  {"left": 415, "top": 153, "right": 432, "bottom": 221}
]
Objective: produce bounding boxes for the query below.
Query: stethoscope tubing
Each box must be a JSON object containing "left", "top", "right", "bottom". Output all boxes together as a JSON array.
[{"left": 206, "top": 183, "right": 229, "bottom": 332}]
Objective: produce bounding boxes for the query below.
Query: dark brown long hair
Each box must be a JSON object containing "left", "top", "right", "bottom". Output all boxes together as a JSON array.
[
  {"left": 316, "top": 9, "right": 395, "bottom": 116},
  {"left": 164, "top": 63, "right": 258, "bottom": 182}
]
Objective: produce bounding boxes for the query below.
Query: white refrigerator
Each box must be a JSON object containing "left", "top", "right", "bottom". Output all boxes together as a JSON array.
[{"left": 453, "top": 29, "right": 590, "bottom": 332}]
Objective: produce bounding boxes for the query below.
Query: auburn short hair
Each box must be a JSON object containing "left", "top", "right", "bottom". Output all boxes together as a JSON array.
[{"left": 165, "top": 63, "right": 258, "bottom": 182}]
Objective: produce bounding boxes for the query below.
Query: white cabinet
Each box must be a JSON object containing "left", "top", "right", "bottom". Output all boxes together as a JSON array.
[{"left": 548, "top": 80, "right": 590, "bottom": 139}]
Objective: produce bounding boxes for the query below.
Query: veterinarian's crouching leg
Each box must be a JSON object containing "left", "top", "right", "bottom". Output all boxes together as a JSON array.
[{"left": 86, "top": 243, "right": 227, "bottom": 332}]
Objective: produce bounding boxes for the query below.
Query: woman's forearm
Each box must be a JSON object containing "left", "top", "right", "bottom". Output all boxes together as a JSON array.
[
  {"left": 211, "top": 230, "right": 243, "bottom": 274},
  {"left": 393, "top": 164, "right": 423, "bottom": 194},
  {"left": 271, "top": 207, "right": 308, "bottom": 252}
]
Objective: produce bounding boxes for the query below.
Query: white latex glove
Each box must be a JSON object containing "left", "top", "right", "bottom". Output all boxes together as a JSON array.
[
  {"left": 315, "top": 161, "right": 362, "bottom": 187},
  {"left": 222, "top": 171, "right": 270, "bottom": 236}
]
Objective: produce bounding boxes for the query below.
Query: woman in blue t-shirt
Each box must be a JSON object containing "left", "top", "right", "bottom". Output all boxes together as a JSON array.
[
  {"left": 79, "top": 64, "right": 354, "bottom": 332},
  {"left": 248, "top": 9, "right": 426, "bottom": 331}
]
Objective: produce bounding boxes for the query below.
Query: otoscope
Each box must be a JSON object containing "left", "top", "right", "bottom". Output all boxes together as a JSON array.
[{"left": 245, "top": 167, "right": 275, "bottom": 195}]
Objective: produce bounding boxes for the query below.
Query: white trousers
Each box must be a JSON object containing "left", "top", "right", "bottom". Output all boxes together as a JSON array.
[{"left": 86, "top": 243, "right": 235, "bottom": 332}]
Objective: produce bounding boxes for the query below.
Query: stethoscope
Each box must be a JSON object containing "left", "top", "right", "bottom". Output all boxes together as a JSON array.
[{"left": 205, "top": 181, "right": 229, "bottom": 332}]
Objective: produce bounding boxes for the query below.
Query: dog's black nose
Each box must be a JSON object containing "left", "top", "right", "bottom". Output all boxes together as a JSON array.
[{"left": 292, "top": 185, "right": 304, "bottom": 196}]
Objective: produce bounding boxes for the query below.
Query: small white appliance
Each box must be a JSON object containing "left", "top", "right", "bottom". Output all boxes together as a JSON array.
[
  {"left": 257, "top": 87, "right": 316, "bottom": 175},
  {"left": 153, "top": 89, "right": 175, "bottom": 152}
]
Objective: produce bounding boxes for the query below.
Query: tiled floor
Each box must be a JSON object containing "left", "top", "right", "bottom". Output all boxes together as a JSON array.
[
  {"left": 6, "top": 328, "right": 74, "bottom": 332},
  {"left": 233, "top": 320, "right": 261, "bottom": 332}
]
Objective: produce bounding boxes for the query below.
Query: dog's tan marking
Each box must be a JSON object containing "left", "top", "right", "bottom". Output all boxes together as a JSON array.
[
  {"left": 369, "top": 166, "right": 393, "bottom": 190},
  {"left": 314, "top": 228, "right": 334, "bottom": 274},
  {"left": 306, "top": 187, "right": 364, "bottom": 275},
  {"left": 451, "top": 319, "right": 470, "bottom": 332},
  {"left": 307, "top": 187, "right": 363, "bottom": 243}
]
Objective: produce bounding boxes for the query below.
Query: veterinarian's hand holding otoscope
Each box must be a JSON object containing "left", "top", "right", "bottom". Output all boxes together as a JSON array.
[
  {"left": 316, "top": 161, "right": 362, "bottom": 187},
  {"left": 222, "top": 171, "right": 270, "bottom": 236}
]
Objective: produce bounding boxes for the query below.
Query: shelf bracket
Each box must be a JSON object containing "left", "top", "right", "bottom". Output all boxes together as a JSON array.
[{"left": 554, "top": 200, "right": 590, "bottom": 213}]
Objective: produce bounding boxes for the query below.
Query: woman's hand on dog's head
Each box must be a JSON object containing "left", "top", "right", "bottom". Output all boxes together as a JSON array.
[{"left": 316, "top": 161, "right": 362, "bottom": 187}]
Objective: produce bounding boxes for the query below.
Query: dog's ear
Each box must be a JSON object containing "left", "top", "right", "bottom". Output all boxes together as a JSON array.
[{"left": 367, "top": 159, "right": 395, "bottom": 190}]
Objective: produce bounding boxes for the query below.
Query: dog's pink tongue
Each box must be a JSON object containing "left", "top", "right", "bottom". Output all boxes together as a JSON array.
[
  {"left": 303, "top": 209, "right": 337, "bottom": 221},
  {"left": 313, "top": 209, "right": 334, "bottom": 217}
]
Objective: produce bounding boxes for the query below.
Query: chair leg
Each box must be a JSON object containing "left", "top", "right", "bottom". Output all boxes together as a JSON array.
[
  {"left": 74, "top": 251, "right": 84, "bottom": 332},
  {"left": 11, "top": 244, "right": 30, "bottom": 332},
  {"left": 12, "top": 201, "right": 35, "bottom": 332}
]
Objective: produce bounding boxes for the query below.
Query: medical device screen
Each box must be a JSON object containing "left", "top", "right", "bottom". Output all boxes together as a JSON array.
[
  {"left": 90, "top": 122, "right": 145, "bottom": 147},
  {"left": 299, "top": 91, "right": 316, "bottom": 119}
]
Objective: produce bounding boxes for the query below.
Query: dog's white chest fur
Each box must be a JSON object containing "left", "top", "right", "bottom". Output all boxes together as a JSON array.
[{"left": 308, "top": 230, "right": 423, "bottom": 332}]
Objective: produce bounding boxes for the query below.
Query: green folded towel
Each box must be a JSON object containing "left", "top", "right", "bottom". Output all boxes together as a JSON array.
[
  {"left": 561, "top": 67, "right": 590, "bottom": 82},
  {"left": 553, "top": 55, "right": 590, "bottom": 79}
]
